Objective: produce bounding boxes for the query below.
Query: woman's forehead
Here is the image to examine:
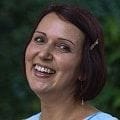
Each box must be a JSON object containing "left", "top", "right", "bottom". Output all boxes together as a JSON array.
[{"left": 36, "top": 13, "right": 85, "bottom": 44}]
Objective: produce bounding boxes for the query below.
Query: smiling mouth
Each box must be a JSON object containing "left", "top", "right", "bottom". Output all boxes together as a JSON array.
[{"left": 33, "top": 64, "right": 56, "bottom": 74}]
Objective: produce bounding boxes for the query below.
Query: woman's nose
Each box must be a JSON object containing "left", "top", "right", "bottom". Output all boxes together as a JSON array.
[{"left": 38, "top": 46, "right": 53, "bottom": 61}]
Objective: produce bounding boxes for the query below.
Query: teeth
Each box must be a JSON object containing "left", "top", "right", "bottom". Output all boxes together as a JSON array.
[{"left": 34, "top": 64, "right": 55, "bottom": 74}]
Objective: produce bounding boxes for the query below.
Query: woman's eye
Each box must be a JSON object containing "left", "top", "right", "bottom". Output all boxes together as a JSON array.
[
  {"left": 57, "top": 44, "right": 71, "bottom": 52},
  {"left": 34, "top": 36, "right": 45, "bottom": 43}
]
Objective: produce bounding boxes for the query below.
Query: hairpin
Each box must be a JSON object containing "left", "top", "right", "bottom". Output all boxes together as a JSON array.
[{"left": 90, "top": 38, "right": 99, "bottom": 50}]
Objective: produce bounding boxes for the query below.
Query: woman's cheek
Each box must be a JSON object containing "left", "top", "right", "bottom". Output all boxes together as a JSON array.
[{"left": 25, "top": 43, "right": 37, "bottom": 61}]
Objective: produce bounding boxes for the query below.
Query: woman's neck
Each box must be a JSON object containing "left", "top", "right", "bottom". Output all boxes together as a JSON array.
[{"left": 39, "top": 92, "right": 98, "bottom": 120}]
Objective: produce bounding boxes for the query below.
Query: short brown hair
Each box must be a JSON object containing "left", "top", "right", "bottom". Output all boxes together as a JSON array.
[{"left": 29, "top": 4, "right": 106, "bottom": 101}]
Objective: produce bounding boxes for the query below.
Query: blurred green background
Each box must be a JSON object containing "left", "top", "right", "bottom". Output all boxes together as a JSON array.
[{"left": 0, "top": 0, "right": 120, "bottom": 119}]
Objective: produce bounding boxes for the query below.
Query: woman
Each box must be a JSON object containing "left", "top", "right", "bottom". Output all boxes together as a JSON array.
[{"left": 24, "top": 4, "right": 118, "bottom": 120}]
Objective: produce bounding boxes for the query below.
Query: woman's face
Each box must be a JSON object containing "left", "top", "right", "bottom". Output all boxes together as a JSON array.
[{"left": 25, "top": 13, "right": 85, "bottom": 96}]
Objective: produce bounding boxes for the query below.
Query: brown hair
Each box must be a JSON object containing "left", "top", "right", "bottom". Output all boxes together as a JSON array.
[{"left": 29, "top": 4, "right": 106, "bottom": 101}]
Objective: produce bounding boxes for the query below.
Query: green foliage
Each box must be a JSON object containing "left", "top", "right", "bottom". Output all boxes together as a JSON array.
[{"left": 0, "top": 0, "right": 120, "bottom": 119}]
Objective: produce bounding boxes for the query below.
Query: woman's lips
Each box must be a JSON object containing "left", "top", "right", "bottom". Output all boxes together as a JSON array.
[{"left": 33, "top": 64, "right": 56, "bottom": 78}]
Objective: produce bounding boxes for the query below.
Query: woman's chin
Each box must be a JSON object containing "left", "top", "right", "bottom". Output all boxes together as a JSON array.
[{"left": 29, "top": 80, "right": 52, "bottom": 95}]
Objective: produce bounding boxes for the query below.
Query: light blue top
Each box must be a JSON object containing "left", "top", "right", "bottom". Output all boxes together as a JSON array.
[{"left": 25, "top": 112, "right": 118, "bottom": 120}]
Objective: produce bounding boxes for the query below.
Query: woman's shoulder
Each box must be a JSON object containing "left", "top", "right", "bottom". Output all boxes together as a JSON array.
[
  {"left": 24, "top": 113, "right": 41, "bottom": 120},
  {"left": 85, "top": 112, "right": 118, "bottom": 120}
]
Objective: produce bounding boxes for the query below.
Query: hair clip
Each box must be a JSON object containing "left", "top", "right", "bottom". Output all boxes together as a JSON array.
[{"left": 90, "top": 38, "right": 99, "bottom": 50}]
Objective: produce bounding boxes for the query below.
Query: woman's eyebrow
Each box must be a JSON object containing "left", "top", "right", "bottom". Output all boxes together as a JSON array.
[
  {"left": 35, "top": 31, "right": 47, "bottom": 36},
  {"left": 35, "top": 30, "right": 75, "bottom": 46},
  {"left": 58, "top": 38, "right": 75, "bottom": 46}
]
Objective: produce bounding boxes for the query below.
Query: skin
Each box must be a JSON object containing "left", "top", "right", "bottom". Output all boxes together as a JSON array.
[{"left": 25, "top": 13, "right": 98, "bottom": 120}]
